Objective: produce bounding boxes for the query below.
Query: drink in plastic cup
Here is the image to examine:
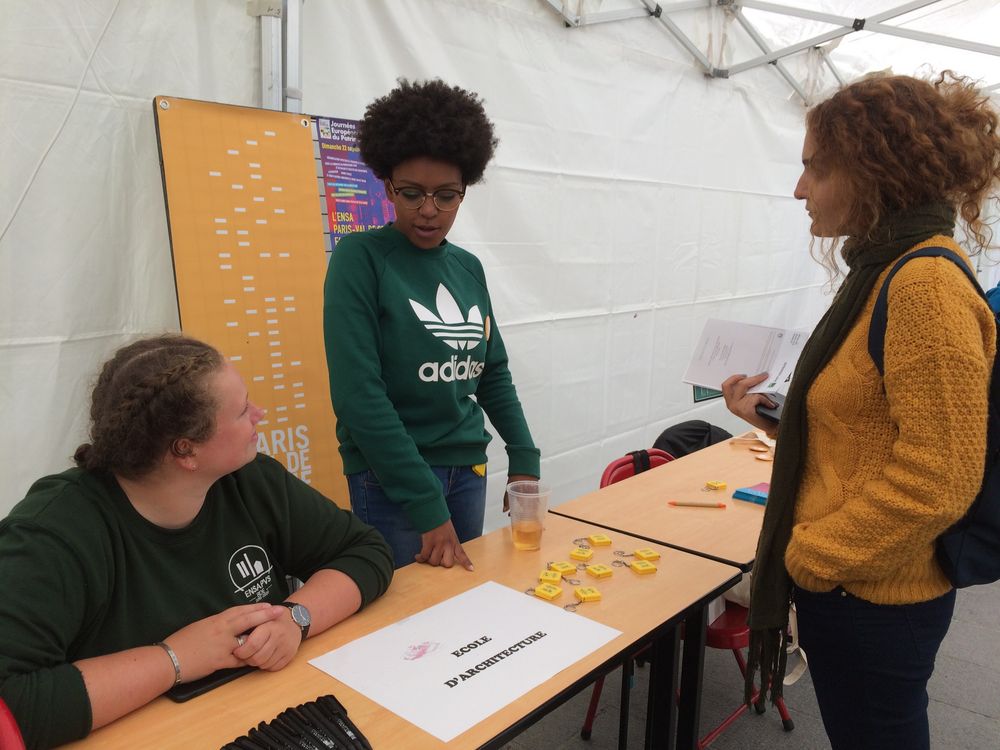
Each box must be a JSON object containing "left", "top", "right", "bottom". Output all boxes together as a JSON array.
[{"left": 507, "top": 480, "right": 550, "bottom": 551}]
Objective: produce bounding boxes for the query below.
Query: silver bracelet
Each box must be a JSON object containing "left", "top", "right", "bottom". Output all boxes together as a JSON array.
[{"left": 154, "top": 641, "right": 181, "bottom": 686}]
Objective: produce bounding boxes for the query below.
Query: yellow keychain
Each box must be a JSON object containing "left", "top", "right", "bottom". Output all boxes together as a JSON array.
[
  {"left": 630, "top": 560, "right": 657, "bottom": 575},
  {"left": 533, "top": 583, "right": 562, "bottom": 600},
  {"left": 585, "top": 563, "right": 613, "bottom": 579},
  {"left": 569, "top": 547, "right": 594, "bottom": 562},
  {"left": 548, "top": 561, "right": 576, "bottom": 576}
]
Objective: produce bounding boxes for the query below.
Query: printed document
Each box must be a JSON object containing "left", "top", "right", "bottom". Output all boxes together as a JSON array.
[
  {"left": 683, "top": 319, "right": 809, "bottom": 397},
  {"left": 310, "top": 581, "right": 621, "bottom": 742}
]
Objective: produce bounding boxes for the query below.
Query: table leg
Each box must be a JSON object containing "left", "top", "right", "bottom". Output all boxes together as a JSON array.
[
  {"left": 677, "top": 605, "right": 708, "bottom": 750},
  {"left": 645, "top": 625, "right": 679, "bottom": 750},
  {"left": 618, "top": 658, "right": 633, "bottom": 750}
]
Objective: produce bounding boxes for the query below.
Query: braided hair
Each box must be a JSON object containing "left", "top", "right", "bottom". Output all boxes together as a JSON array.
[{"left": 74, "top": 335, "right": 224, "bottom": 479}]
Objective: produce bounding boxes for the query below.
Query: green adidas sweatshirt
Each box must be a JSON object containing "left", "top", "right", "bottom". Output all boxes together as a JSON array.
[
  {"left": 0, "top": 455, "right": 393, "bottom": 749},
  {"left": 323, "top": 224, "right": 540, "bottom": 533}
]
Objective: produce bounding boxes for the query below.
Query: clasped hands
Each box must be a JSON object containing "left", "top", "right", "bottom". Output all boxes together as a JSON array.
[{"left": 162, "top": 602, "right": 300, "bottom": 685}]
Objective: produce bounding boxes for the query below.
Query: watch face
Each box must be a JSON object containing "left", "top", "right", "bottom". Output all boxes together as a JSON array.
[{"left": 290, "top": 603, "right": 311, "bottom": 627}]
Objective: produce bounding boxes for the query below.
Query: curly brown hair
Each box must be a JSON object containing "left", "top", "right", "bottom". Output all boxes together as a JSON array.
[
  {"left": 73, "top": 335, "right": 224, "bottom": 479},
  {"left": 807, "top": 71, "right": 1000, "bottom": 264},
  {"left": 357, "top": 78, "right": 498, "bottom": 185}
]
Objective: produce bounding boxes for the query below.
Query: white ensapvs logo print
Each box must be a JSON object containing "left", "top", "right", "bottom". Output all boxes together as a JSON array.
[
  {"left": 410, "top": 284, "right": 488, "bottom": 382},
  {"left": 228, "top": 545, "right": 274, "bottom": 602}
]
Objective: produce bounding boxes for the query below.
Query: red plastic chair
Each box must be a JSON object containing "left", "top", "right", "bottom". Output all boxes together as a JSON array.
[
  {"left": 696, "top": 600, "right": 794, "bottom": 747},
  {"left": 0, "top": 698, "right": 26, "bottom": 750},
  {"left": 599, "top": 448, "right": 675, "bottom": 487}
]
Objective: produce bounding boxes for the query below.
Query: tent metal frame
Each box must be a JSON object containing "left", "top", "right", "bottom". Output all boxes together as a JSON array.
[
  {"left": 544, "top": 0, "right": 1000, "bottom": 104},
  {"left": 258, "top": 0, "right": 998, "bottom": 110},
  {"left": 251, "top": 0, "right": 304, "bottom": 113}
]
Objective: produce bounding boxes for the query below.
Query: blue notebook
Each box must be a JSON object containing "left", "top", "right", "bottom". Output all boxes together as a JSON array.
[{"left": 733, "top": 482, "right": 769, "bottom": 505}]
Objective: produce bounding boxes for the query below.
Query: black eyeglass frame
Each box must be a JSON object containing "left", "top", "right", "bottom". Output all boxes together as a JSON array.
[{"left": 387, "top": 180, "right": 466, "bottom": 212}]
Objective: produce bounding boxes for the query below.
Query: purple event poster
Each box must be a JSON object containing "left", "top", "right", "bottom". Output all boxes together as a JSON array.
[{"left": 317, "top": 117, "right": 394, "bottom": 245}]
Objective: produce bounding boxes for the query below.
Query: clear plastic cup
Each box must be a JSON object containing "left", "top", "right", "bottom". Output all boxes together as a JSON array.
[{"left": 507, "top": 480, "right": 550, "bottom": 550}]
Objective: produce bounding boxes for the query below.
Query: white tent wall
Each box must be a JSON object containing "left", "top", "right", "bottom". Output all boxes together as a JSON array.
[
  {"left": 301, "top": 0, "right": 831, "bottom": 533},
  {"left": 0, "top": 1, "right": 262, "bottom": 515},
  {"left": 1, "top": 0, "right": 998, "bottom": 520}
]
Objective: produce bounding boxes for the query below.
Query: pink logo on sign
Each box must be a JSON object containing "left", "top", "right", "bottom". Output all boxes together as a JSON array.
[{"left": 402, "top": 641, "right": 440, "bottom": 661}]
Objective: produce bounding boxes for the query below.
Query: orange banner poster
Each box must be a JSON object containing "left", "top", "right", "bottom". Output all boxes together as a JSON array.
[{"left": 154, "top": 96, "right": 346, "bottom": 506}]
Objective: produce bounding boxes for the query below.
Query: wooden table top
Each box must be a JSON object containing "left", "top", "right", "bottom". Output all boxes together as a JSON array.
[
  {"left": 66, "top": 514, "right": 738, "bottom": 750},
  {"left": 550, "top": 438, "right": 772, "bottom": 569}
]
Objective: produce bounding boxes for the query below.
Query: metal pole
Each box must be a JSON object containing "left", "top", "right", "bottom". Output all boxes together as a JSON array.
[
  {"left": 738, "top": 0, "right": 856, "bottom": 26},
  {"left": 864, "top": 22, "right": 1000, "bottom": 58},
  {"left": 733, "top": 8, "right": 809, "bottom": 103},
  {"left": 648, "top": 3, "right": 718, "bottom": 75},
  {"left": 249, "top": 0, "right": 284, "bottom": 111},
  {"left": 284, "top": 0, "right": 303, "bottom": 113},
  {"left": 819, "top": 48, "right": 846, "bottom": 88},
  {"left": 727, "top": 0, "right": 942, "bottom": 75}
]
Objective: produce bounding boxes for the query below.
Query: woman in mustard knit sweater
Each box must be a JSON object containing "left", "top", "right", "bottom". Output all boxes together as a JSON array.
[{"left": 722, "top": 73, "right": 1000, "bottom": 749}]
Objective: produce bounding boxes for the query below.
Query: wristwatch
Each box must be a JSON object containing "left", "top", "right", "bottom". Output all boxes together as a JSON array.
[{"left": 279, "top": 601, "right": 311, "bottom": 641}]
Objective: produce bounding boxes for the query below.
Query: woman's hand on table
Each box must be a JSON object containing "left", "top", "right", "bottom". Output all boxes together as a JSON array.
[
  {"left": 721, "top": 372, "right": 779, "bottom": 433},
  {"left": 236, "top": 609, "right": 303, "bottom": 671},
  {"left": 164, "top": 602, "right": 286, "bottom": 681},
  {"left": 416, "top": 519, "right": 474, "bottom": 571}
]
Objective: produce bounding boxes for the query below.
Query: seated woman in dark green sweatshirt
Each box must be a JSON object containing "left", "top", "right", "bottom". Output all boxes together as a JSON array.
[
  {"left": 323, "top": 80, "right": 541, "bottom": 570},
  {"left": 0, "top": 335, "right": 393, "bottom": 749}
]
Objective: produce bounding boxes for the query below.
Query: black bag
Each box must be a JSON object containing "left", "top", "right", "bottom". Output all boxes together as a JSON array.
[
  {"left": 868, "top": 246, "right": 1000, "bottom": 587},
  {"left": 653, "top": 420, "right": 732, "bottom": 459}
]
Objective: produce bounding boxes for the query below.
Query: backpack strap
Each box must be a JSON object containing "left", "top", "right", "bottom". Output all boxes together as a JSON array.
[
  {"left": 868, "top": 246, "right": 987, "bottom": 376},
  {"left": 628, "top": 449, "right": 651, "bottom": 475}
]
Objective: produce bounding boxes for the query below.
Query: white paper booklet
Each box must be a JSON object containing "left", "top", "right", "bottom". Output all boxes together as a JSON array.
[
  {"left": 309, "top": 581, "right": 621, "bottom": 742},
  {"left": 683, "top": 318, "right": 809, "bottom": 397}
]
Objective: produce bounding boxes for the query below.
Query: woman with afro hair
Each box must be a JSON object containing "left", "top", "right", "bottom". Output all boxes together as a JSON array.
[{"left": 323, "top": 79, "right": 540, "bottom": 570}]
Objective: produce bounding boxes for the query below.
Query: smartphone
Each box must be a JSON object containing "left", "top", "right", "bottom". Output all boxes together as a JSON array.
[
  {"left": 754, "top": 393, "right": 784, "bottom": 423},
  {"left": 166, "top": 666, "right": 255, "bottom": 702}
]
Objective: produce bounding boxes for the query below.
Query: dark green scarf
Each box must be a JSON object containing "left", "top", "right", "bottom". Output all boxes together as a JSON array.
[{"left": 745, "top": 203, "right": 956, "bottom": 705}]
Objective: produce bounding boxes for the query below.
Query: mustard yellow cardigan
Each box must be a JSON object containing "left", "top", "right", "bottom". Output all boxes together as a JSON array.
[{"left": 785, "top": 236, "right": 996, "bottom": 604}]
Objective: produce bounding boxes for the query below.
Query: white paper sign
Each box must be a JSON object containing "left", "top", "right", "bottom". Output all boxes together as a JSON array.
[{"left": 309, "top": 581, "right": 622, "bottom": 742}]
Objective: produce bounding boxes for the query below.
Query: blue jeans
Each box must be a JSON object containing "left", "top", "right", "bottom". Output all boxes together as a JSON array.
[
  {"left": 347, "top": 466, "right": 487, "bottom": 569},
  {"left": 793, "top": 585, "right": 956, "bottom": 750}
]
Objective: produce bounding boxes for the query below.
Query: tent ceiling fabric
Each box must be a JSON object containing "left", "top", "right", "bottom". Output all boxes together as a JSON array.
[{"left": 0, "top": 0, "right": 998, "bottom": 517}]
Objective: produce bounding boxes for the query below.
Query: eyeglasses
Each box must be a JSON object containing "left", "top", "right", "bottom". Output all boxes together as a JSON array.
[{"left": 387, "top": 180, "right": 465, "bottom": 211}]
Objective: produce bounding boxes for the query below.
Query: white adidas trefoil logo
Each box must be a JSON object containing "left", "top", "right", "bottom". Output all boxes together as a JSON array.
[
  {"left": 410, "top": 284, "right": 487, "bottom": 383},
  {"left": 409, "top": 284, "right": 484, "bottom": 350}
]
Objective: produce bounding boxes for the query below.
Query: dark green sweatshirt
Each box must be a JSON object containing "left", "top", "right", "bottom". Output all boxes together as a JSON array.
[
  {"left": 323, "top": 224, "right": 540, "bottom": 533},
  {"left": 0, "top": 454, "right": 393, "bottom": 749}
]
